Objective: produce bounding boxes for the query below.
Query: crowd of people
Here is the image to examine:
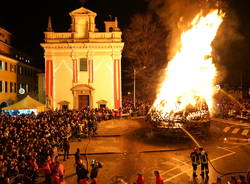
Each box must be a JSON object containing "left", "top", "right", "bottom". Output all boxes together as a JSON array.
[
  {"left": 0, "top": 99, "right": 151, "bottom": 184},
  {"left": 211, "top": 175, "right": 248, "bottom": 184},
  {"left": 215, "top": 98, "right": 243, "bottom": 118},
  {"left": 122, "top": 98, "right": 151, "bottom": 117},
  {"left": 214, "top": 93, "right": 250, "bottom": 120},
  {"left": 0, "top": 95, "right": 249, "bottom": 184}
]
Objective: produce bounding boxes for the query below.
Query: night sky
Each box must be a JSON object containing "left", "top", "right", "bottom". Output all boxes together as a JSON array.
[
  {"left": 1, "top": 0, "right": 250, "bottom": 87},
  {"left": 1, "top": 0, "right": 148, "bottom": 69}
]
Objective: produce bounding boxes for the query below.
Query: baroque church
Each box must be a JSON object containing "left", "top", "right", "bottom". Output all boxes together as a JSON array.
[{"left": 41, "top": 7, "right": 124, "bottom": 110}]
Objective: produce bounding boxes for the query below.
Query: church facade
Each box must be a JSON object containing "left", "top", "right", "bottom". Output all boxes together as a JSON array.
[{"left": 41, "top": 7, "right": 124, "bottom": 110}]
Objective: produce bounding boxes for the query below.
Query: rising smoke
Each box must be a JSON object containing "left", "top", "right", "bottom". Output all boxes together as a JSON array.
[{"left": 148, "top": 0, "right": 244, "bottom": 87}]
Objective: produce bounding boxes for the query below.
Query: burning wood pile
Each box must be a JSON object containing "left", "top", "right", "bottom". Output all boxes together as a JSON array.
[
  {"left": 148, "top": 104, "right": 210, "bottom": 129},
  {"left": 148, "top": 9, "right": 224, "bottom": 135}
]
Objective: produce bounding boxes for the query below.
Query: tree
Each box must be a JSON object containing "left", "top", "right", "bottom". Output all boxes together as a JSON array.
[{"left": 122, "top": 12, "right": 168, "bottom": 101}]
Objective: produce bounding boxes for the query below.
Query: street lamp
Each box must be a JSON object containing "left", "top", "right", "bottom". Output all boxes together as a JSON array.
[
  {"left": 133, "top": 66, "right": 146, "bottom": 107},
  {"left": 133, "top": 68, "right": 136, "bottom": 107}
]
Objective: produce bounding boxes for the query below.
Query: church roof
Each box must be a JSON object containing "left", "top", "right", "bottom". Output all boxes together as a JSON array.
[{"left": 69, "top": 7, "right": 97, "bottom": 16}]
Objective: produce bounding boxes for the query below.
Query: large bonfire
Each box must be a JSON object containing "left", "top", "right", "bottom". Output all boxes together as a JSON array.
[{"left": 149, "top": 9, "right": 224, "bottom": 128}]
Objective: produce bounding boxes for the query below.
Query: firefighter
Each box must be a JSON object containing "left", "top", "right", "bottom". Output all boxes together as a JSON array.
[
  {"left": 90, "top": 160, "right": 102, "bottom": 182},
  {"left": 199, "top": 147, "right": 209, "bottom": 179},
  {"left": 76, "top": 159, "right": 89, "bottom": 183},
  {"left": 190, "top": 147, "right": 200, "bottom": 178}
]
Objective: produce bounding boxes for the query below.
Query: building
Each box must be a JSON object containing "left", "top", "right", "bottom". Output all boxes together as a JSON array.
[
  {"left": 0, "top": 27, "right": 41, "bottom": 109},
  {"left": 41, "top": 7, "right": 124, "bottom": 110}
]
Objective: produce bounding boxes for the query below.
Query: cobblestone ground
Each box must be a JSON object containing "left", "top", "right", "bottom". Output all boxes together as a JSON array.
[{"left": 37, "top": 118, "right": 250, "bottom": 184}]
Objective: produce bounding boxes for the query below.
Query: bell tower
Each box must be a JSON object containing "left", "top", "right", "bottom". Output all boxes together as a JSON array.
[{"left": 69, "top": 7, "right": 97, "bottom": 38}]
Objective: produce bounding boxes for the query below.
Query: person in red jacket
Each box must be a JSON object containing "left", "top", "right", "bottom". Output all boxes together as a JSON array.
[
  {"left": 91, "top": 178, "right": 98, "bottom": 184},
  {"left": 134, "top": 173, "right": 145, "bottom": 184},
  {"left": 59, "top": 175, "right": 66, "bottom": 184},
  {"left": 229, "top": 176, "right": 237, "bottom": 184},
  {"left": 38, "top": 157, "right": 52, "bottom": 184},
  {"left": 29, "top": 158, "right": 39, "bottom": 183},
  {"left": 78, "top": 178, "right": 90, "bottom": 184},
  {"left": 50, "top": 170, "right": 60, "bottom": 184},
  {"left": 55, "top": 160, "right": 65, "bottom": 177},
  {"left": 154, "top": 170, "right": 164, "bottom": 184},
  {"left": 211, "top": 177, "right": 223, "bottom": 184},
  {"left": 237, "top": 175, "right": 247, "bottom": 184}
]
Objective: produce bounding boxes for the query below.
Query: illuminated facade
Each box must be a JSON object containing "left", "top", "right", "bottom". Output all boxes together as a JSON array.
[
  {"left": 41, "top": 7, "right": 124, "bottom": 110},
  {"left": 0, "top": 27, "right": 41, "bottom": 109}
]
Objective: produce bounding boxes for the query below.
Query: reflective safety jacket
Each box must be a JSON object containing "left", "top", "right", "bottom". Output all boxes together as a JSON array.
[
  {"left": 190, "top": 152, "right": 200, "bottom": 165},
  {"left": 200, "top": 152, "right": 208, "bottom": 164}
]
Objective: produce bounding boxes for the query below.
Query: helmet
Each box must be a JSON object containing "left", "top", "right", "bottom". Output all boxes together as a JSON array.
[
  {"left": 193, "top": 147, "right": 198, "bottom": 152},
  {"left": 77, "top": 159, "right": 83, "bottom": 164},
  {"left": 91, "top": 160, "right": 96, "bottom": 165},
  {"left": 201, "top": 150, "right": 206, "bottom": 155}
]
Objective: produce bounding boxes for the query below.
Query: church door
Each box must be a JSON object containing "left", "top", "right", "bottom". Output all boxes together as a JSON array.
[{"left": 78, "top": 95, "right": 89, "bottom": 110}]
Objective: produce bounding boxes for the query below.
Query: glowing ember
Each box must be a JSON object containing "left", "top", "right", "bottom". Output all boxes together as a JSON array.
[{"left": 150, "top": 9, "right": 224, "bottom": 121}]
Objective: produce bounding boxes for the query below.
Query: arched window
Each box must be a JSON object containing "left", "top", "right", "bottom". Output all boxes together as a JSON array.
[{"left": 109, "top": 27, "right": 114, "bottom": 32}]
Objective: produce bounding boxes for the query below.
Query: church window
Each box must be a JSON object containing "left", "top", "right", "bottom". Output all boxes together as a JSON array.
[
  {"left": 10, "top": 64, "right": 13, "bottom": 72},
  {"left": 109, "top": 27, "right": 114, "bottom": 32},
  {"left": 80, "top": 58, "right": 88, "bottom": 71},
  {"left": 5, "top": 63, "right": 7, "bottom": 71}
]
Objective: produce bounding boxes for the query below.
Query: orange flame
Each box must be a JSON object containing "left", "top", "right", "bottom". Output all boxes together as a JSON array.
[{"left": 151, "top": 9, "right": 224, "bottom": 118}]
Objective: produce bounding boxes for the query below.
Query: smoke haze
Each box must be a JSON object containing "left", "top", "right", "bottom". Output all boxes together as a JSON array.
[{"left": 148, "top": 0, "right": 245, "bottom": 86}]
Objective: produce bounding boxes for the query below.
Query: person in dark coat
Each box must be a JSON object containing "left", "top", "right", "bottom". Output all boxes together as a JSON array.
[
  {"left": 74, "top": 148, "right": 81, "bottom": 164},
  {"left": 76, "top": 159, "right": 89, "bottom": 183},
  {"left": 63, "top": 138, "right": 70, "bottom": 161}
]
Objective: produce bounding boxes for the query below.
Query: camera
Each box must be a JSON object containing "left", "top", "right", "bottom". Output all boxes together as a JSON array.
[{"left": 90, "top": 160, "right": 103, "bottom": 168}]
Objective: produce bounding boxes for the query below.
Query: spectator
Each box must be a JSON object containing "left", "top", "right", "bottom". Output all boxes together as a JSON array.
[
  {"left": 134, "top": 173, "right": 144, "bottom": 184},
  {"left": 76, "top": 159, "right": 89, "bottom": 183},
  {"left": 75, "top": 148, "right": 81, "bottom": 164},
  {"left": 237, "top": 175, "right": 247, "bottom": 184},
  {"left": 211, "top": 177, "right": 223, "bottom": 184},
  {"left": 154, "top": 170, "right": 164, "bottom": 184},
  {"left": 63, "top": 138, "right": 70, "bottom": 161}
]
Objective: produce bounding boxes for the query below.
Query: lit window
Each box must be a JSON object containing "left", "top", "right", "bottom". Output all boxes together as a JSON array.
[
  {"left": 10, "top": 82, "right": 13, "bottom": 93},
  {"left": 5, "top": 81, "right": 7, "bottom": 92},
  {"left": 80, "top": 58, "right": 87, "bottom": 71},
  {"left": 14, "top": 83, "right": 16, "bottom": 93}
]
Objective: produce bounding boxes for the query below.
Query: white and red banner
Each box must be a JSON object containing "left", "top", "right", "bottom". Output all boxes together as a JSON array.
[
  {"left": 113, "top": 59, "right": 121, "bottom": 109},
  {"left": 72, "top": 59, "right": 78, "bottom": 83},
  {"left": 88, "top": 59, "right": 94, "bottom": 83},
  {"left": 45, "top": 60, "right": 53, "bottom": 97}
]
